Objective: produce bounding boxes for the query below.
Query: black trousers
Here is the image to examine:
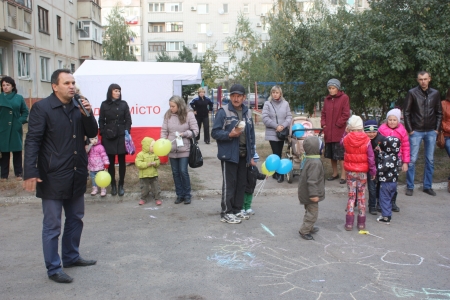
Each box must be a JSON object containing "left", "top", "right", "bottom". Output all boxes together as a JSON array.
[
  {"left": 1, "top": 151, "right": 23, "bottom": 179},
  {"left": 269, "top": 140, "right": 285, "bottom": 176},
  {"left": 220, "top": 157, "right": 247, "bottom": 217},
  {"left": 195, "top": 115, "right": 210, "bottom": 142},
  {"left": 107, "top": 154, "right": 126, "bottom": 186}
]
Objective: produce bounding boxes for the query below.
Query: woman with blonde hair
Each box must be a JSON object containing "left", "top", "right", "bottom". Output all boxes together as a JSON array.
[
  {"left": 262, "top": 85, "right": 292, "bottom": 183},
  {"left": 161, "top": 95, "right": 199, "bottom": 204},
  {"left": 189, "top": 87, "right": 213, "bottom": 144}
]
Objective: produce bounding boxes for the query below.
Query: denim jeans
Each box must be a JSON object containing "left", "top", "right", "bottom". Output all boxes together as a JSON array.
[
  {"left": 367, "top": 172, "right": 377, "bottom": 208},
  {"left": 169, "top": 157, "right": 191, "bottom": 199},
  {"left": 89, "top": 171, "right": 99, "bottom": 187},
  {"left": 445, "top": 136, "right": 450, "bottom": 158},
  {"left": 406, "top": 130, "right": 437, "bottom": 190},
  {"left": 379, "top": 182, "right": 396, "bottom": 217}
]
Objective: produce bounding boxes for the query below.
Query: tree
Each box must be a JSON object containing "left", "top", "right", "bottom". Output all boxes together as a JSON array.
[{"left": 102, "top": 5, "right": 137, "bottom": 61}]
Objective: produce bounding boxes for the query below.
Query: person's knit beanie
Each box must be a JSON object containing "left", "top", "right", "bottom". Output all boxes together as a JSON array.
[
  {"left": 386, "top": 108, "right": 401, "bottom": 122},
  {"left": 347, "top": 115, "right": 364, "bottom": 130},
  {"left": 364, "top": 120, "right": 378, "bottom": 132},
  {"left": 327, "top": 78, "right": 341, "bottom": 90}
]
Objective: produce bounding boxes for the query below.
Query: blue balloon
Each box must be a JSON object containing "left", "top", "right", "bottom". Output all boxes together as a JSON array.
[
  {"left": 276, "top": 159, "right": 293, "bottom": 175},
  {"left": 265, "top": 154, "right": 281, "bottom": 172},
  {"left": 292, "top": 123, "right": 305, "bottom": 138}
]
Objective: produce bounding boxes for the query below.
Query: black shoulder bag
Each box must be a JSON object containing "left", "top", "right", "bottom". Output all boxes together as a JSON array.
[
  {"left": 188, "top": 130, "right": 203, "bottom": 168},
  {"left": 270, "top": 102, "right": 289, "bottom": 141}
]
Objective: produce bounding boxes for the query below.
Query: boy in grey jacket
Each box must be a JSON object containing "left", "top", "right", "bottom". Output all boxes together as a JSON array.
[{"left": 298, "top": 136, "right": 325, "bottom": 240}]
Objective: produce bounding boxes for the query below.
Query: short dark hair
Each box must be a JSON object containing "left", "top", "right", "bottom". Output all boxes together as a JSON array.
[
  {"left": 106, "top": 83, "right": 122, "bottom": 101},
  {"left": 51, "top": 69, "right": 72, "bottom": 85},
  {"left": 417, "top": 71, "right": 431, "bottom": 78},
  {"left": 0, "top": 76, "right": 17, "bottom": 93}
]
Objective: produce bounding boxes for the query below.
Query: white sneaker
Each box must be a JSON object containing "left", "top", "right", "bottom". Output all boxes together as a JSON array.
[
  {"left": 235, "top": 212, "right": 250, "bottom": 220},
  {"left": 91, "top": 186, "right": 98, "bottom": 196},
  {"left": 246, "top": 209, "right": 255, "bottom": 215},
  {"left": 221, "top": 214, "right": 242, "bottom": 224}
]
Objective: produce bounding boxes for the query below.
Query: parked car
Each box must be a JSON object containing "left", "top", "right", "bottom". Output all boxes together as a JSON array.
[
  {"left": 221, "top": 92, "right": 230, "bottom": 106},
  {"left": 246, "top": 93, "right": 267, "bottom": 109}
]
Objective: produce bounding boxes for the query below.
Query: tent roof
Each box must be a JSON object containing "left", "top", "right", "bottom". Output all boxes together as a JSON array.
[{"left": 75, "top": 60, "right": 202, "bottom": 83}]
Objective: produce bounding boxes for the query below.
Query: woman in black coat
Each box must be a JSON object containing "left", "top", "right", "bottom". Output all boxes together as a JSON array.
[{"left": 99, "top": 84, "right": 132, "bottom": 196}]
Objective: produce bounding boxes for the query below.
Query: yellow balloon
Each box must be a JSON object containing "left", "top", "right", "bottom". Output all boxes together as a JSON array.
[
  {"left": 95, "top": 171, "right": 111, "bottom": 188},
  {"left": 153, "top": 138, "right": 172, "bottom": 156},
  {"left": 261, "top": 162, "right": 275, "bottom": 176}
]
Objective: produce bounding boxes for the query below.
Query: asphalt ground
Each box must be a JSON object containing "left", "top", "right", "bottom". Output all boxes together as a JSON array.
[{"left": 1, "top": 185, "right": 450, "bottom": 300}]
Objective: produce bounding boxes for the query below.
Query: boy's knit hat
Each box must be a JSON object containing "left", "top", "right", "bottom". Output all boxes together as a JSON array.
[
  {"left": 327, "top": 78, "right": 341, "bottom": 90},
  {"left": 347, "top": 115, "right": 364, "bottom": 130},
  {"left": 364, "top": 119, "right": 378, "bottom": 132},
  {"left": 386, "top": 108, "right": 401, "bottom": 122}
]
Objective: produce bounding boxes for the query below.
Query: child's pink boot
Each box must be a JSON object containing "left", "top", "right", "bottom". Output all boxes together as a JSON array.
[
  {"left": 100, "top": 188, "right": 107, "bottom": 197},
  {"left": 345, "top": 215, "right": 354, "bottom": 231},
  {"left": 91, "top": 186, "right": 98, "bottom": 196},
  {"left": 357, "top": 215, "right": 366, "bottom": 230}
]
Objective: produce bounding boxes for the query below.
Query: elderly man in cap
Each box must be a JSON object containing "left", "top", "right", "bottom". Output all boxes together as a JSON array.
[
  {"left": 212, "top": 84, "right": 256, "bottom": 224},
  {"left": 321, "top": 78, "right": 350, "bottom": 184}
]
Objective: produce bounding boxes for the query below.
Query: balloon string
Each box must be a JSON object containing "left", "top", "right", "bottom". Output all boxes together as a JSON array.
[{"left": 254, "top": 178, "right": 266, "bottom": 199}]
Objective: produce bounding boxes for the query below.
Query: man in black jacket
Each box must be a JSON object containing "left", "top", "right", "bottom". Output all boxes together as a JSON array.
[
  {"left": 403, "top": 71, "right": 442, "bottom": 197},
  {"left": 23, "top": 69, "right": 98, "bottom": 283},
  {"left": 190, "top": 87, "right": 213, "bottom": 144}
]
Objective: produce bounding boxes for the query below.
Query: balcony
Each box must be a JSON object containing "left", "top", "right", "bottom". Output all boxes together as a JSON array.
[{"left": 0, "top": 1, "right": 33, "bottom": 40}]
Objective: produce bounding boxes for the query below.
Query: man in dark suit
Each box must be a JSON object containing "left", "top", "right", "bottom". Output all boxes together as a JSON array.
[{"left": 23, "top": 69, "right": 98, "bottom": 283}]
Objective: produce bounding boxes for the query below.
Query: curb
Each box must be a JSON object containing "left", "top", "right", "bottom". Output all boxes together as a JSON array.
[{"left": 0, "top": 182, "right": 447, "bottom": 204}]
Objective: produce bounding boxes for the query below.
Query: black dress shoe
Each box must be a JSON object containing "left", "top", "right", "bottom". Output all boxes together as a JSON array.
[
  {"left": 327, "top": 175, "right": 339, "bottom": 181},
  {"left": 49, "top": 271, "right": 73, "bottom": 283},
  {"left": 174, "top": 197, "right": 184, "bottom": 204},
  {"left": 184, "top": 198, "right": 191, "bottom": 205},
  {"left": 369, "top": 207, "right": 378, "bottom": 215},
  {"left": 118, "top": 185, "right": 124, "bottom": 196},
  {"left": 299, "top": 233, "right": 314, "bottom": 240},
  {"left": 205, "top": 141, "right": 210, "bottom": 144},
  {"left": 310, "top": 227, "right": 320, "bottom": 234},
  {"left": 64, "top": 257, "right": 97, "bottom": 268},
  {"left": 423, "top": 189, "right": 436, "bottom": 196},
  {"left": 339, "top": 179, "right": 346, "bottom": 184},
  {"left": 272, "top": 173, "right": 278, "bottom": 180}
]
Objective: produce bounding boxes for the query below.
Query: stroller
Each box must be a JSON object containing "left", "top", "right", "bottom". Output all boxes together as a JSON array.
[{"left": 285, "top": 116, "right": 322, "bottom": 183}]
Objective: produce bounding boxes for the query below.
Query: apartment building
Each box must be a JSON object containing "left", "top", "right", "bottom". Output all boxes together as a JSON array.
[{"left": 0, "top": 0, "right": 102, "bottom": 101}]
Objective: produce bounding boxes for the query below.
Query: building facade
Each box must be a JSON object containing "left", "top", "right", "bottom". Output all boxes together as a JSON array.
[{"left": 0, "top": 0, "right": 102, "bottom": 101}]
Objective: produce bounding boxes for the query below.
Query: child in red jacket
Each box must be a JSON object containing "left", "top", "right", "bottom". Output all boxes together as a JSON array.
[{"left": 342, "top": 116, "right": 376, "bottom": 231}]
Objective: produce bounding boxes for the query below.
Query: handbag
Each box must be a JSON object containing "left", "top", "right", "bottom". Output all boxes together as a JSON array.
[
  {"left": 124, "top": 130, "right": 136, "bottom": 155},
  {"left": 437, "top": 130, "right": 445, "bottom": 149},
  {"left": 188, "top": 130, "right": 203, "bottom": 168},
  {"left": 270, "top": 102, "right": 289, "bottom": 141}
]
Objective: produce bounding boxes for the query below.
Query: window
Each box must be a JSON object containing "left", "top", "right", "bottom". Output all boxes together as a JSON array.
[
  {"left": 69, "top": 22, "right": 74, "bottom": 43},
  {"left": 70, "top": 63, "right": 75, "bottom": 73},
  {"left": 149, "top": 23, "right": 164, "bottom": 33},
  {"left": 167, "top": 3, "right": 182, "bottom": 12},
  {"left": 166, "top": 41, "right": 184, "bottom": 51},
  {"left": 79, "top": 21, "right": 90, "bottom": 38},
  {"left": 243, "top": 4, "right": 249, "bottom": 13},
  {"left": 38, "top": 6, "right": 49, "bottom": 34},
  {"left": 57, "top": 16, "right": 62, "bottom": 39},
  {"left": 223, "top": 4, "right": 228, "bottom": 13},
  {"left": 58, "top": 60, "right": 63, "bottom": 69},
  {"left": 18, "top": 51, "right": 31, "bottom": 78},
  {"left": 261, "top": 4, "right": 273, "bottom": 14},
  {"left": 167, "top": 22, "right": 183, "bottom": 32},
  {"left": 223, "top": 43, "right": 228, "bottom": 51},
  {"left": 15, "top": 0, "right": 32, "bottom": 9},
  {"left": 197, "top": 43, "right": 211, "bottom": 53},
  {"left": 0, "top": 48, "right": 3, "bottom": 75},
  {"left": 224, "top": 62, "right": 229, "bottom": 68},
  {"left": 149, "top": 3, "right": 165, "bottom": 12},
  {"left": 197, "top": 4, "right": 209, "bottom": 14},
  {"left": 148, "top": 42, "right": 165, "bottom": 52},
  {"left": 40, "top": 57, "right": 50, "bottom": 81},
  {"left": 198, "top": 23, "right": 210, "bottom": 34},
  {"left": 357, "top": 0, "right": 363, "bottom": 7},
  {"left": 223, "top": 23, "right": 229, "bottom": 34},
  {"left": 24, "top": 11, "right": 32, "bottom": 33},
  {"left": 8, "top": 3, "right": 17, "bottom": 29}
]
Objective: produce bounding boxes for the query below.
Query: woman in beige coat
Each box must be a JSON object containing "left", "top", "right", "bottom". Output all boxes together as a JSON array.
[{"left": 161, "top": 96, "right": 199, "bottom": 204}]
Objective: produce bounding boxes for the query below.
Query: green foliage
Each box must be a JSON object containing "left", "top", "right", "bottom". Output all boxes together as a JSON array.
[
  {"left": 102, "top": 5, "right": 137, "bottom": 61},
  {"left": 266, "top": 0, "right": 450, "bottom": 118}
]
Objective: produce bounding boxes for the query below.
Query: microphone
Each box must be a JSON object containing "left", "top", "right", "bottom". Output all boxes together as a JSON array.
[{"left": 74, "top": 94, "right": 90, "bottom": 117}]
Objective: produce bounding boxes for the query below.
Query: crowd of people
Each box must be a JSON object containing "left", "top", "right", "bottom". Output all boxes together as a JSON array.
[{"left": 0, "top": 68, "right": 447, "bottom": 283}]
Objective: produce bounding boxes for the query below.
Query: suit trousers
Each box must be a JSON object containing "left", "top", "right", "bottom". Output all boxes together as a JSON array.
[
  {"left": 220, "top": 157, "right": 247, "bottom": 217},
  {"left": 299, "top": 203, "right": 319, "bottom": 235},
  {"left": 0, "top": 151, "right": 23, "bottom": 178},
  {"left": 42, "top": 195, "right": 84, "bottom": 276},
  {"left": 195, "top": 115, "right": 210, "bottom": 142}
]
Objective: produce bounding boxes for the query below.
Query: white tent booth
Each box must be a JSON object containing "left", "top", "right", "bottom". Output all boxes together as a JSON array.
[{"left": 74, "top": 60, "right": 202, "bottom": 163}]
